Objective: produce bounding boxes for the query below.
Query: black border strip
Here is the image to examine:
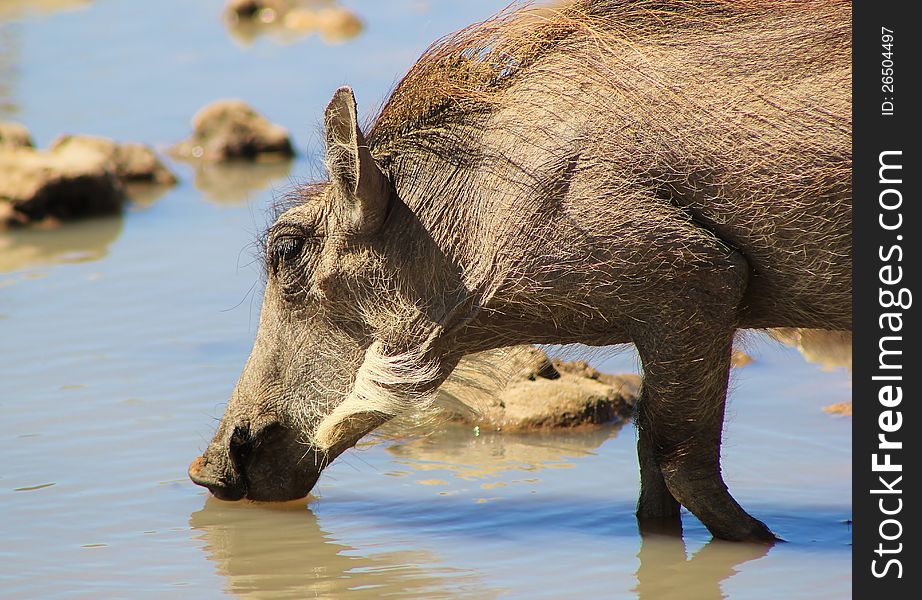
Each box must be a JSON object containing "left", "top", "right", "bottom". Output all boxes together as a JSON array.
[{"left": 853, "top": 1, "right": 919, "bottom": 596}]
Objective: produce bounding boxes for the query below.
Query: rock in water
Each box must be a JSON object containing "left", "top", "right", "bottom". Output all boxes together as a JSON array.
[
  {"left": 823, "top": 402, "right": 852, "bottom": 417},
  {"left": 0, "top": 122, "right": 34, "bottom": 150},
  {"left": 224, "top": 0, "right": 288, "bottom": 22},
  {"left": 170, "top": 100, "right": 294, "bottom": 162},
  {"left": 223, "top": 1, "right": 363, "bottom": 45},
  {"left": 50, "top": 135, "right": 177, "bottom": 185},
  {"left": 772, "top": 328, "right": 852, "bottom": 372},
  {"left": 1, "top": 125, "right": 176, "bottom": 228},
  {"left": 731, "top": 350, "right": 754, "bottom": 368},
  {"left": 444, "top": 347, "right": 639, "bottom": 431},
  {"left": 0, "top": 144, "right": 123, "bottom": 229}
]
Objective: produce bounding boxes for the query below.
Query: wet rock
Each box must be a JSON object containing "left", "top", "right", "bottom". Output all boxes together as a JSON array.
[
  {"left": 0, "top": 0, "right": 93, "bottom": 22},
  {"left": 731, "top": 350, "right": 753, "bottom": 368},
  {"left": 823, "top": 402, "right": 852, "bottom": 417},
  {"left": 1, "top": 128, "right": 178, "bottom": 228},
  {"left": 0, "top": 121, "right": 33, "bottom": 149},
  {"left": 512, "top": 345, "right": 561, "bottom": 381},
  {"left": 170, "top": 100, "right": 294, "bottom": 162},
  {"left": 50, "top": 135, "right": 177, "bottom": 185},
  {"left": 224, "top": 0, "right": 288, "bottom": 22},
  {"left": 446, "top": 348, "right": 639, "bottom": 431},
  {"left": 771, "top": 328, "right": 852, "bottom": 372},
  {"left": 284, "top": 6, "right": 362, "bottom": 43},
  {"left": 223, "top": 1, "right": 362, "bottom": 46},
  {"left": 0, "top": 144, "right": 123, "bottom": 229}
]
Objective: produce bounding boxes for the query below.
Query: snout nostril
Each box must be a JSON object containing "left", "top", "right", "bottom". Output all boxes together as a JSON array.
[
  {"left": 228, "top": 425, "right": 255, "bottom": 471},
  {"left": 230, "top": 424, "right": 250, "bottom": 446},
  {"left": 228, "top": 422, "right": 282, "bottom": 471}
]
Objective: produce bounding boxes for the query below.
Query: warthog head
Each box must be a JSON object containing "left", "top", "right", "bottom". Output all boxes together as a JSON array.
[{"left": 189, "top": 87, "right": 477, "bottom": 501}]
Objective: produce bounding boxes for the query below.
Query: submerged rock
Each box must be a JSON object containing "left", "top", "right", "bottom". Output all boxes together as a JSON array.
[
  {"left": 445, "top": 347, "right": 639, "bottom": 431},
  {"left": 0, "top": 121, "right": 34, "bottom": 149},
  {"left": 170, "top": 100, "right": 295, "bottom": 162}
]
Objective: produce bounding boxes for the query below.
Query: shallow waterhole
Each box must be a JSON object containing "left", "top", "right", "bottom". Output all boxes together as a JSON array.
[{"left": 1, "top": 1, "right": 850, "bottom": 598}]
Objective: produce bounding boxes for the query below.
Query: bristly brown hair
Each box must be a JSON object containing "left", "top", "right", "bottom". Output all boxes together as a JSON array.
[{"left": 367, "top": 0, "right": 849, "bottom": 166}]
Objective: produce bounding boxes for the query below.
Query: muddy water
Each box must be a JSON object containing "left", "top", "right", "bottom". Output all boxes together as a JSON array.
[{"left": 1, "top": 1, "right": 851, "bottom": 598}]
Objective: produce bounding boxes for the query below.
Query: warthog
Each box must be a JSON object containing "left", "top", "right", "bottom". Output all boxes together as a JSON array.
[{"left": 189, "top": 0, "right": 850, "bottom": 542}]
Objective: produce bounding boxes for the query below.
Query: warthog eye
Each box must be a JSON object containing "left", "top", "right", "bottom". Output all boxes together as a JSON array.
[{"left": 269, "top": 235, "right": 304, "bottom": 272}]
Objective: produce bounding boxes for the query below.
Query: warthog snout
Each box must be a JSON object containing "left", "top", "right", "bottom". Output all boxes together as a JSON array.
[
  {"left": 188, "top": 422, "right": 324, "bottom": 502},
  {"left": 188, "top": 454, "right": 245, "bottom": 502}
]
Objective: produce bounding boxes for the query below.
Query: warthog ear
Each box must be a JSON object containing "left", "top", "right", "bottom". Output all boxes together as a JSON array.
[{"left": 324, "top": 86, "right": 390, "bottom": 234}]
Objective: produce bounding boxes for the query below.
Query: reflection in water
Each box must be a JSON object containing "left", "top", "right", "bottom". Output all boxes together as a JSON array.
[
  {"left": 0, "top": 214, "right": 122, "bottom": 273},
  {"left": 190, "top": 498, "right": 484, "bottom": 599},
  {"left": 634, "top": 535, "right": 770, "bottom": 600},
  {"left": 190, "top": 158, "right": 294, "bottom": 204},
  {"left": 385, "top": 423, "right": 622, "bottom": 482},
  {"left": 124, "top": 181, "right": 175, "bottom": 209},
  {"left": 386, "top": 424, "right": 773, "bottom": 599}
]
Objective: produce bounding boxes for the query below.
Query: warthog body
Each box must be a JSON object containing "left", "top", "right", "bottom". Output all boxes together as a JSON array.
[{"left": 189, "top": 0, "right": 850, "bottom": 542}]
